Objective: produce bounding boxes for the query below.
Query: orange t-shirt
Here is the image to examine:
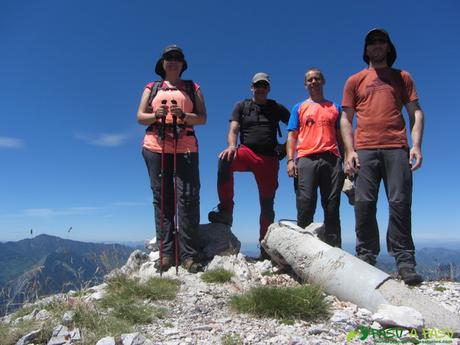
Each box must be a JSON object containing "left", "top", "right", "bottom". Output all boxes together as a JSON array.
[
  {"left": 288, "top": 100, "right": 340, "bottom": 158},
  {"left": 142, "top": 81, "right": 199, "bottom": 154},
  {"left": 341, "top": 68, "right": 418, "bottom": 149}
]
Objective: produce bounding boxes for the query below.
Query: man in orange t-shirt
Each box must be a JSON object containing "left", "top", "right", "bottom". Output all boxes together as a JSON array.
[
  {"left": 341, "top": 29, "right": 425, "bottom": 285},
  {"left": 287, "top": 68, "right": 344, "bottom": 247}
]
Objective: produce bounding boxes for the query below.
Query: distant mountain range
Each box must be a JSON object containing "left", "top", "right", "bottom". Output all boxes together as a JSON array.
[
  {"left": 0, "top": 234, "right": 133, "bottom": 315},
  {"left": 375, "top": 247, "right": 460, "bottom": 281},
  {"left": 1, "top": 235, "right": 458, "bottom": 317}
]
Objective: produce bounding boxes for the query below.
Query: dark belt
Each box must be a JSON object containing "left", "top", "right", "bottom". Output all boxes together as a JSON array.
[
  {"left": 146, "top": 123, "right": 195, "bottom": 136},
  {"left": 306, "top": 151, "right": 336, "bottom": 159}
]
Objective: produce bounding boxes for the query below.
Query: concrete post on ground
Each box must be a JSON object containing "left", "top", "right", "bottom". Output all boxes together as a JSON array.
[{"left": 261, "top": 220, "right": 460, "bottom": 334}]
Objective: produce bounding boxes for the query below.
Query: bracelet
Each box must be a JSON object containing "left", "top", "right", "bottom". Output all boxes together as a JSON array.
[{"left": 287, "top": 159, "right": 295, "bottom": 163}]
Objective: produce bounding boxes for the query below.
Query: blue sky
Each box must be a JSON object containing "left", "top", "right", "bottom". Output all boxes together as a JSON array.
[{"left": 1, "top": 0, "right": 459, "bottom": 250}]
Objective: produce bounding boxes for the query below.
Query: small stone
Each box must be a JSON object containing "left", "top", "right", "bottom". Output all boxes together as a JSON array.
[
  {"left": 62, "top": 310, "right": 75, "bottom": 325},
  {"left": 330, "top": 310, "right": 352, "bottom": 323},
  {"left": 373, "top": 304, "right": 424, "bottom": 330},
  {"left": 35, "top": 309, "right": 50, "bottom": 320},
  {"left": 164, "top": 328, "right": 179, "bottom": 336},
  {"left": 191, "top": 325, "right": 213, "bottom": 331},
  {"left": 96, "top": 336, "right": 116, "bottom": 345},
  {"left": 22, "top": 308, "right": 38, "bottom": 321},
  {"left": 14, "top": 329, "right": 41, "bottom": 345}
]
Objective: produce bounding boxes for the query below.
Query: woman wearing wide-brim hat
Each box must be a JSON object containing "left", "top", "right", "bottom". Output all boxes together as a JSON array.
[{"left": 137, "top": 44, "right": 207, "bottom": 273}]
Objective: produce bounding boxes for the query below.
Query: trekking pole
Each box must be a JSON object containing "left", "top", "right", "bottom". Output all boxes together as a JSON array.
[
  {"left": 171, "top": 99, "right": 180, "bottom": 275},
  {"left": 159, "top": 99, "right": 167, "bottom": 276}
]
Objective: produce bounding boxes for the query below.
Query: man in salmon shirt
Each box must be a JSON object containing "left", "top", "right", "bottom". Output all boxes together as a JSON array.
[
  {"left": 286, "top": 67, "right": 344, "bottom": 248},
  {"left": 340, "top": 29, "right": 425, "bottom": 285}
]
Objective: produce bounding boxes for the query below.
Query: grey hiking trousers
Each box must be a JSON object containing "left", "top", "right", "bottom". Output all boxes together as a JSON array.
[
  {"left": 295, "top": 152, "right": 344, "bottom": 247},
  {"left": 354, "top": 148, "right": 416, "bottom": 268},
  {"left": 142, "top": 148, "right": 200, "bottom": 261}
]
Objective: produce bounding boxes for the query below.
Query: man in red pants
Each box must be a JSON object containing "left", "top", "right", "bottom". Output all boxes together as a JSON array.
[{"left": 208, "top": 72, "right": 290, "bottom": 259}]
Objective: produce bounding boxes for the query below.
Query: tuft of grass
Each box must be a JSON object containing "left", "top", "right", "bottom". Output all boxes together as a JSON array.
[
  {"left": 201, "top": 268, "right": 234, "bottom": 283},
  {"left": 221, "top": 333, "right": 243, "bottom": 345},
  {"left": 279, "top": 319, "right": 295, "bottom": 325},
  {"left": 73, "top": 301, "right": 132, "bottom": 345},
  {"left": 10, "top": 306, "right": 36, "bottom": 321},
  {"left": 103, "top": 275, "right": 180, "bottom": 302},
  {"left": 434, "top": 285, "right": 447, "bottom": 292},
  {"left": 261, "top": 270, "right": 274, "bottom": 277},
  {"left": 98, "top": 275, "right": 178, "bottom": 326},
  {"left": 230, "top": 285, "right": 329, "bottom": 321}
]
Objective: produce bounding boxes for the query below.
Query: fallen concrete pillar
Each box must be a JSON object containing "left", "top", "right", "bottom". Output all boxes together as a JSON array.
[{"left": 261, "top": 221, "right": 460, "bottom": 333}]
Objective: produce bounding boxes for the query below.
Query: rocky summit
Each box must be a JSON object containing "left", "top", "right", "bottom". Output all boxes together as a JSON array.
[{"left": 1, "top": 245, "right": 460, "bottom": 345}]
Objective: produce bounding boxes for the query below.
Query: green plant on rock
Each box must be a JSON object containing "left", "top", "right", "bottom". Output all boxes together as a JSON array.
[
  {"left": 221, "top": 332, "right": 243, "bottom": 345},
  {"left": 201, "top": 268, "right": 234, "bottom": 283},
  {"left": 230, "top": 284, "right": 329, "bottom": 321},
  {"left": 261, "top": 269, "right": 274, "bottom": 277}
]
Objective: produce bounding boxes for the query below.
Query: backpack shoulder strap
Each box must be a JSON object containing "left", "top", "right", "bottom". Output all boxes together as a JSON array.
[
  {"left": 267, "top": 99, "right": 282, "bottom": 138},
  {"left": 241, "top": 99, "right": 252, "bottom": 119},
  {"left": 147, "top": 80, "right": 163, "bottom": 110},
  {"left": 183, "top": 80, "right": 197, "bottom": 114}
]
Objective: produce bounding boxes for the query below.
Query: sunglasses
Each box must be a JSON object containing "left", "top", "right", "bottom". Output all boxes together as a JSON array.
[
  {"left": 164, "top": 55, "right": 184, "bottom": 62},
  {"left": 253, "top": 82, "right": 269, "bottom": 89},
  {"left": 306, "top": 76, "right": 322, "bottom": 82},
  {"left": 366, "top": 38, "right": 388, "bottom": 45}
]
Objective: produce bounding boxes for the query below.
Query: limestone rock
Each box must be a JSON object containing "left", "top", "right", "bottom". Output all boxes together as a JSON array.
[
  {"left": 62, "top": 310, "right": 75, "bottom": 326},
  {"left": 47, "top": 324, "right": 81, "bottom": 345},
  {"left": 84, "top": 283, "right": 107, "bottom": 301},
  {"left": 373, "top": 304, "right": 424, "bottom": 329},
  {"left": 108, "top": 250, "right": 149, "bottom": 278},
  {"left": 121, "top": 332, "right": 154, "bottom": 345},
  {"left": 96, "top": 336, "right": 116, "bottom": 345},
  {"left": 35, "top": 309, "right": 51, "bottom": 321},
  {"left": 15, "top": 329, "right": 41, "bottom": 345},
  {"left": 207, "top": 254, "right": 251, "bottom": 282}
]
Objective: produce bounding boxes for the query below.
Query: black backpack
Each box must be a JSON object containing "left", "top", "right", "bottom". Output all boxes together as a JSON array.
[{"left": 240, "top": 99, "right": 282, "bottom": 138}]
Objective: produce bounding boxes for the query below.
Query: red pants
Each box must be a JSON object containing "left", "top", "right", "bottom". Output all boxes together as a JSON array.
[{"left": 217, "top": 145, "right": 279, "bottom": 242}]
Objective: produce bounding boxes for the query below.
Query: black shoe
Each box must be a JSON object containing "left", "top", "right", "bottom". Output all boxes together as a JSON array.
[
  {"left": 208, "top": 208, "right": 233, "bottom": 226},
  {"left": 399, "top": 267, "right": 423, "bottom": 286}
]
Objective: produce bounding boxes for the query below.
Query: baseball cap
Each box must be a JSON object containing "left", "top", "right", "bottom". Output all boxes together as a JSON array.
[{"left": 251, "top": 72, "right": 270, "bottom": 85}]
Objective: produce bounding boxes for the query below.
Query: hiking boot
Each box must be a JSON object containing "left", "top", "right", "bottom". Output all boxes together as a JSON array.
[
  {"left": 181, "top": 258, "right": 203, "bottom": 273},
  {"left": 208, "top": 208, "right": 233, "bottom": 226},
  {"left": 398, "top": 267, "right": 423, "bottom": 286},
  {"left": 154, "top": 255, "right": 173, "bottom": 272}
]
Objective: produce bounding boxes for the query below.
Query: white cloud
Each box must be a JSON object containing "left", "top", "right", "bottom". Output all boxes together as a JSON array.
[
  {"left": 19, "top": 202, "right": 145, "bottom": 218},
  {"left": 0, "top": 136, "right": 24, "bottom": 148},
  {"left": 75, "top": 133, "right": 129, "bottom": 147},
  {"left": 23, "top": 207, "right": 103, "bottom": 217}
]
